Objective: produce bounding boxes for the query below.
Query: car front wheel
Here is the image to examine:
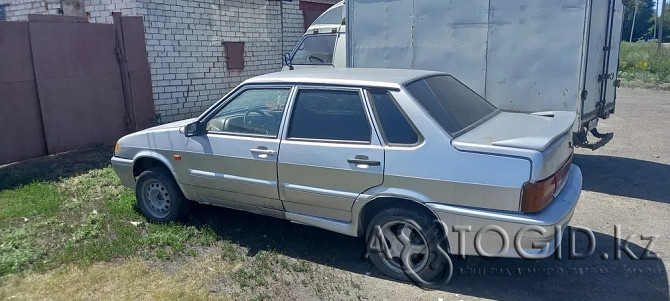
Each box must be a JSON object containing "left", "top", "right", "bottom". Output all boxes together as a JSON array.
[{"left": 135, "top": 167, "right": 189, "bottom": 222}]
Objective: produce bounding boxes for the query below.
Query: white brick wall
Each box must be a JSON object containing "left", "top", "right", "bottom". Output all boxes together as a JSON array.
[
  {"left": 1, "top": 0, "right": 339, "bottom": 122},
  {"left": 142, "top": 0, "right": 278, "bottom": 120},
  {"left": 85, "top": 0, "right": 136, "bottom": 23},
  {"left": 0, "top": 0, "right": 133, "bottom": 22},
  {"left": 137, "top": 0, "right": 338, "bottom": 122},
  {"left": 0, "top": 0, "right": 61, "bottom": 20}
]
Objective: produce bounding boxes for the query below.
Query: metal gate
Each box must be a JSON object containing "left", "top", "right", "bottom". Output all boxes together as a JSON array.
[{"left": 0, "top": 13, "right": 154, "bottom": 164}]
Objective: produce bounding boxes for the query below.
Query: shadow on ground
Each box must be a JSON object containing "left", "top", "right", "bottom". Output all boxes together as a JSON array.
[
  {"left": 0, "top": 144, "right": 113, "bottom": 190},
  {"left": 186, "top": 204, "right": 669, "bottom": 301},
  {"left": 574, "top": 154, "right": 670, "bottom": 204}
]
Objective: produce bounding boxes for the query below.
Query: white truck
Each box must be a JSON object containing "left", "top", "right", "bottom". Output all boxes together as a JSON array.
[{"left": 283, "top": 0, "right": 624, "bottom": 149}]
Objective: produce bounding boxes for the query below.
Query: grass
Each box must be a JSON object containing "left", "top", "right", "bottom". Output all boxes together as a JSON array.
[
  {"left": 0, "top": 166, "right": 218, "bottom": 275},
  {"left": 618, "top": 42, "right": 670, "bottom": 90},
  {"left": 0, "top": 146, "right": 227, "bottom": 298},
  {"left": 0, "top": 145, "right": 362, "bottom": 300},
  {"left": 0, "top": 254, "right": 227, "bottom": 300}
]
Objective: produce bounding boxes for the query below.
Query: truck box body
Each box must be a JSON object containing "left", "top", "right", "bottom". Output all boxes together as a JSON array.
[{"left": 344, "top": 0, "right": 623, "bottom": 142}]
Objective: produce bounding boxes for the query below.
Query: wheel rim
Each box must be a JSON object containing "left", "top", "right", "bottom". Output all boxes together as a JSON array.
[
  {"left": 377, "top": 220, "right": 430, "bottom": 275},
  {"left": 141, "top": 179, "right": 171, "bottom": 218}
]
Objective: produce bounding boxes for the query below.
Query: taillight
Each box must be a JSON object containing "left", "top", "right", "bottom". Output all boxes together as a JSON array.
[
  {"left": 521, "top": 175, "right": 557, "bottom": 212},
  {"left": 521, "top": 155, "right": 572, "bottom": 213}
]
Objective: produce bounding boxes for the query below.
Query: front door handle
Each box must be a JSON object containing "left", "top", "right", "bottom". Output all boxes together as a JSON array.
[
  {"left": 250, "top": 147, "right": 276, "bottom": 157},
  {"left": 347, "top": 155, "right": 380, "bottom": 166}
]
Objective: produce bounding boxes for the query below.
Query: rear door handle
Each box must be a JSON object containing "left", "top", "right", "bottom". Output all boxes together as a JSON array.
[{"left": 347, "top": 155, "right": 380, "bottom": 166}]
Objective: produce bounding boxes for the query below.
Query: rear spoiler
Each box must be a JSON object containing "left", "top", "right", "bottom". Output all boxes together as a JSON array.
[{"left": 490, "top": 111, "right": 576, "bottom": 152}]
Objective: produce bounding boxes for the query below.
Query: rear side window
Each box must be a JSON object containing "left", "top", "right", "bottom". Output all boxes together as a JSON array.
[
  {"left": 368, "top": 90, "right": 419, "bottom": 145},
  {"left": 288, "top": 89, "right": 371, "bottom": 142},
  {"left": 405, "top": 75, "right": 497, "bottom": 136}
]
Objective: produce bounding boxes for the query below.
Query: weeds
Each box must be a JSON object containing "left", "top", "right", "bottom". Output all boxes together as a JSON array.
[
  {"left": 618, "top": 42, "right": 670, "bottom": 87},
  {"left": 0, "top": 165, "right": 219, "bottom": 276},
  {"left": 232, "top": 251, "right": 276, "bottom": 288},
  {"left": 0, "top": 224, "right": 42, "bottom": 275}
]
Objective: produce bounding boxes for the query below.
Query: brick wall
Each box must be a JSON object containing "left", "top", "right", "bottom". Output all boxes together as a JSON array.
[
  {"left": 86, "top": 0, "right": 136, "bottom": 23},
  {"left": 0, "top": 0, "right": 61, "bottom": 20},
  {"left": 137, "top": 0, "right": 281, "bottom": 122},
  {"left": 1, "top": 0, "right": 339, "bottom": 122},
  {"left": 0, "top": 0, "right": 133, "bottom": 22},
  {"left": 137, "top": 0, "right": 338, "bottom": 122}
]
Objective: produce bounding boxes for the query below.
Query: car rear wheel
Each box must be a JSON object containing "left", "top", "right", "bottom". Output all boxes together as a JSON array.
[
  {"left": 136, "top": 167, "right": 189, "bottom": 222},
  {"left": 365, "top": 207, "right": 448, "bottom": 283}
]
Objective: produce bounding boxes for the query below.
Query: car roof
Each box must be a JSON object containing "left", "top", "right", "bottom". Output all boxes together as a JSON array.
[{"left": 242, "top": 68, "right": 444, "bottom": 89}]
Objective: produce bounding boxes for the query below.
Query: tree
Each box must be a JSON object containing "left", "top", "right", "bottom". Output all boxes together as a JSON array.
[
  {"left": 623, "top": 0, "right": 656, "bottom": 41},
  {"left": 648, "top": 1, "right": 670, "bottom": 41}
]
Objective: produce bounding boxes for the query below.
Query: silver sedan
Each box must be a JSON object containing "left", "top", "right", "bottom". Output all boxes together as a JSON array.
[{"left": 112, "top": 68, "right": 582, "bottom": 282}]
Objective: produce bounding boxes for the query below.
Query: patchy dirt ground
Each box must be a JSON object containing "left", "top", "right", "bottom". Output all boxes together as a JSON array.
[{"left": 2, "top": 88, "right": 669, "bottom": 300}]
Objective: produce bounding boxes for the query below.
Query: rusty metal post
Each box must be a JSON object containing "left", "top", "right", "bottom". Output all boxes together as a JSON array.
[{"left": 112, "top": 12, "right": 137, "bottom": 131}]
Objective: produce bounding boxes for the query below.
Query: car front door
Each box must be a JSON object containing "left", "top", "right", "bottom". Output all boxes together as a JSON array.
[
  {"left": 278, "top": 87, "right": 384, "bottom": 222},
  {"left": 185, "top": 86, "right": 293, "bottom": 212}
]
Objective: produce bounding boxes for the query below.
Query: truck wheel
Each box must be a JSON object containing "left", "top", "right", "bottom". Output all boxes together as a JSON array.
[
  {"left": 135, "top": 167, "right": 190, "bottom": 222},
  {"left": 365, "top": 207, "right": 448, "bottom": 283}
]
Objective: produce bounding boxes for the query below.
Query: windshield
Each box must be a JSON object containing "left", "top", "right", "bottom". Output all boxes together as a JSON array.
[
  {"left": 291, "top": 34, "right": 336, "bottom": 65},
  {"left": 405, "top": 75, "right": 498, "bottom": 136}
]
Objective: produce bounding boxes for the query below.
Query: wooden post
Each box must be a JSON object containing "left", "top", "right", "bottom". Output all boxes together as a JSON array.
[
  {"left": 660, "top": 0, "right": 666, "bottom": 49},
  {"left": 630, "top": 0, "right": 638, "bottom": 42}
]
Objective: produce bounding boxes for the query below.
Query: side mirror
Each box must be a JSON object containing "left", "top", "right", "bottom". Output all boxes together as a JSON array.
[
  {"left": 184, "top": 121, "right": 201, "bottom": 137},
  {"left": 284, "top": 52, "right": 294, "bottom": 70}
]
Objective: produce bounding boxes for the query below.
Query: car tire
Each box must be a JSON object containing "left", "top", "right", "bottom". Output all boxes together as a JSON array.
[
  {"left": 135, "top": 167, "right": 190, "bottom": 222},
  {"left": 365, "top": 207, "right": 448, "bottom": 283}
]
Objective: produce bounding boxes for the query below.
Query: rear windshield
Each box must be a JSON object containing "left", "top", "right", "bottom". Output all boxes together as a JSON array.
[{"left": 405, "top": 75, "right": 498, "bottom": 136}]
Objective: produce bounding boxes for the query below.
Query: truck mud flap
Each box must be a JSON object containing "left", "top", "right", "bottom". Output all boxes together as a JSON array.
[{"left": 575, "top": 128, "right": 614, "bottom": 150}]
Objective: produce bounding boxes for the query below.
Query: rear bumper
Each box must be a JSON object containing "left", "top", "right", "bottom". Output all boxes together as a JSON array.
[
  {"left": 111, "top": 156, "right": 135, "bottom": 189},
  {"left": 427, "top": 164, "right": 582, "bottom": 258}
]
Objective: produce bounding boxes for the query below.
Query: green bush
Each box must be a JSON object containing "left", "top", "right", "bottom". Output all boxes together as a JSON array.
[{"left": 618, "top": 42, "right": 670, "bottom": 83}]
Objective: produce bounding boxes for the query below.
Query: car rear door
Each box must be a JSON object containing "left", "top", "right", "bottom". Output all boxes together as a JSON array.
[{"left": 277, "top": 86, "right": 384, "bottom": 222}]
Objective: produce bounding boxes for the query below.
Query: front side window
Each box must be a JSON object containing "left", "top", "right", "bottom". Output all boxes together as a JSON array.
[
  {"left": 405, "top": 75, "right": 498, "bottom": 137},
  {"left": 206, "top": 88, "right": 290, "bottom": 137},
  {"left": 368, "top": 90, "right": 420, "bottom": 145},
  {"left": 287, "top": 89, "right": 371, "bottom": 142},
  {"left": 291, "top": 34, "right": 336, "bottom": 65}
]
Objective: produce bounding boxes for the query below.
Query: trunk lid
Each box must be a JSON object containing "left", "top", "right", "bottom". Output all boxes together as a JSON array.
[{"left": 452, "top": 111, "right": 575, "bottom": 181}]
